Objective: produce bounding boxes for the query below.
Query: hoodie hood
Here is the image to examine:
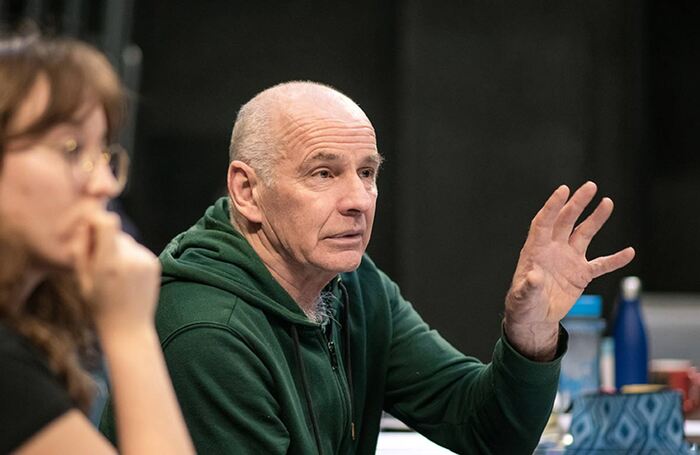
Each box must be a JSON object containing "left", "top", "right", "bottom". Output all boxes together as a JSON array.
[
  {"left": 160, "top": 198, "right": 352, "bottom": 455},
  {"left": 160, "top": 197, "right": 326, "bottom": 327}
]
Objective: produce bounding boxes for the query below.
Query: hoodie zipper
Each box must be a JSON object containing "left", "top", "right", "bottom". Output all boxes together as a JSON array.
[
  {"left": 328, "top": 340, "right": 339, "bottom": 370},
  {"left": 319, "top": 330, "right": 354, "bottom": 445}
]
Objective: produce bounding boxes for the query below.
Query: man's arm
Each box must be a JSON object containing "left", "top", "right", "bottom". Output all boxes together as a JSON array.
[
  {"left": 382, "top": 183, "right": 633, "bottom": 453},
  {"left": 382, "top": 277, "right": 563, "bottom": 454},
  {"left": 503, "top": 182, "right": 634, "bottom": 360}
]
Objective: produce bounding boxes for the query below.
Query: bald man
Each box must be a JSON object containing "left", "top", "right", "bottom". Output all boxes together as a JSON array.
[{"left": 101, "top": 81, "right": 634, "bottom": 454}]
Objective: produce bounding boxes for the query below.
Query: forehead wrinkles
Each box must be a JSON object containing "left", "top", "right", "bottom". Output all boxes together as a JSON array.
[{"left": 278, "top": 115, "right": 376, "bottom": 154}]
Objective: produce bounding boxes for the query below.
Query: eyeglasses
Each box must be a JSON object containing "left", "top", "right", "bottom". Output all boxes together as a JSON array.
[{"left": 60, "top": 138, "right": 130, "bottom": 194}]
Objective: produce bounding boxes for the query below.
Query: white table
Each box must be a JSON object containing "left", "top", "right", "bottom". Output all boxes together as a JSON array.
[
  {"left": 375, "top": 418, "right": 700, "bottom": 454},
  {"left": 376, "top": 432, "right": 456, "bottom": 454}
]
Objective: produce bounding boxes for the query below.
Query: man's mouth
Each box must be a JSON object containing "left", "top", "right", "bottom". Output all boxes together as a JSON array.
[{"left": 329, "top": 230, "right": 364, "bottom": 239}]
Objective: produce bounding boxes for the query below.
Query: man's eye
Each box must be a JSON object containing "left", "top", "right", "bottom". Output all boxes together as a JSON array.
[
  {"left": 313, "top": 169, "right": 332, "bottom": 179},
  {"left": 360, "top": 168, "right": 376, "bottom": 179}
]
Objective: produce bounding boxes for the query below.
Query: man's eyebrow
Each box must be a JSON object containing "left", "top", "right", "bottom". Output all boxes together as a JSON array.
[
  {"left": 304, "top": 151, "right": 340, "bottom": 163},
  {"left": 299, "top": 151, "right": 384, "bottom": 169},
  {"left": 364, "top": 153, "right": 384, "bottom": 167}
]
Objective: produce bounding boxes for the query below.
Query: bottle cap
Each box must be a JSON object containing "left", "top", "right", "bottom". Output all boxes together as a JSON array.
[
  {"left": 566, "top": 295, "right": 602, "bottom": 318},
  {"left": 621, "top": 276, "right": 642, "bottom": 300}
]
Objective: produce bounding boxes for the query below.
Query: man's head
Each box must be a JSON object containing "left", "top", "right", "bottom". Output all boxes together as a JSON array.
[{"left": 227, "top": 81, "right": 382, "bottom": 283}]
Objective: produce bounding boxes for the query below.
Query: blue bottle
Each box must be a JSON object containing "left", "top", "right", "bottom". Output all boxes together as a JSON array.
[{"left": 613, "top": 276, "right": 649, "bottom": 389}]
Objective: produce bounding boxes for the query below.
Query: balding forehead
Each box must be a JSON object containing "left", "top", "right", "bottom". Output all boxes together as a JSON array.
[
  {"left": 278, "top": 116, "right": 376, "bottom": 155},
  {"left": 257, "top": 82, "right": 370, "bottom": 125}
]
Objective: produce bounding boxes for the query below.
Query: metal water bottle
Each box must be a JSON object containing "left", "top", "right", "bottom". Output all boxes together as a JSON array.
[{"left": 613, "top": 276, "right": 649, "bottom": 389}]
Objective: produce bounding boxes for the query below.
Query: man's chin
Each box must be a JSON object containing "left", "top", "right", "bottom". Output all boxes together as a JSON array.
[{"left": 317, "top": 252, "right": 364, "bottom": 274}]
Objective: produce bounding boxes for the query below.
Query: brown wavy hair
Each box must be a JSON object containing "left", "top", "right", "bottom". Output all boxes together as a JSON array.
[{"left": 0, "top": 35, "right": 125, "bottom": 412}]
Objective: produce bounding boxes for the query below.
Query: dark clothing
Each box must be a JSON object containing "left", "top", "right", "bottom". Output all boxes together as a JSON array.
[
  {"left": 101, "top": 197, "right": 566, "bottom": 454},
  {"left": 0, "top": 323, "right": 73, "bottom": 453}
]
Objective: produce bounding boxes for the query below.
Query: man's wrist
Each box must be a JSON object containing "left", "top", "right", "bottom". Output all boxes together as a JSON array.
[{"left": 502, "top": 318, "right": 560, "bottom": 362}]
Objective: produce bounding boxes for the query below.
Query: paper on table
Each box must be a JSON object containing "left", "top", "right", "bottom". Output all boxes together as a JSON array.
[{"left": 375, "top": 432, "right": 457, "bottom": 455}]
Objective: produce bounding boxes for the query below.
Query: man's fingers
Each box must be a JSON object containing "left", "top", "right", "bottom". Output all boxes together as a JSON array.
[
  {"left": 529, "top": 185, "right": 570, "bottom": 236},
  {"left": 552, "top": 181, "right": 597, "bottom": 242},
  {"left": 569, "top": 197, "right": 614, "bottom": 253},
  {"left": 589, "top": 247, "right": 636, "bottom": 279}
]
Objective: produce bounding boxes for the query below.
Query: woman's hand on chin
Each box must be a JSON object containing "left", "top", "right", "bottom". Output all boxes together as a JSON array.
[{"left": 71, "top": 210, "right": 160, "bottom": 337}]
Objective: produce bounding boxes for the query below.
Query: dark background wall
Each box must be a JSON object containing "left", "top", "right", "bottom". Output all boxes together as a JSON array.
[
  {"left": 395, "top": 1, "right": 650, "bottom": 357},
  {"left": 3, "top": 0, "right": 698, "bottom": 361},
  {"left": 124, "top": 1, "right": 400, "bottom": 278}
]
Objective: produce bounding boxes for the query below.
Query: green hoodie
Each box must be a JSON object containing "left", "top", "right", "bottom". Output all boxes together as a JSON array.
[{"left": 100, "top": 197, "right": 564, "bottom": 454}]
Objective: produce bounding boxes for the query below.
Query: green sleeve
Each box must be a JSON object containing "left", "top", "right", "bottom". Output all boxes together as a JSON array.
[
  {"left": 382, "top": 277, "right": 565, "bottom": 454},
  {"left": 101, "top": 325, "right": 290, "bottom": 455}
]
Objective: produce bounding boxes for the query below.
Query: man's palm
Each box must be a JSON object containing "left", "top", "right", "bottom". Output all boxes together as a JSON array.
[{"left": 504, "top": 182, "right": 635, "bottom": 359}]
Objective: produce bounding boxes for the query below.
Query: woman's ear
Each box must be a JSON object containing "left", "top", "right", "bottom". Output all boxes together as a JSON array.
[{"left": 227, "top": 160, "right": 263, "bottom": 224}]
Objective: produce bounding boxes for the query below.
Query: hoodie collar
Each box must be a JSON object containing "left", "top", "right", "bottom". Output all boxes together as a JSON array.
[{"left": 160, "top": 197, "right": 342, "bottom": 328}]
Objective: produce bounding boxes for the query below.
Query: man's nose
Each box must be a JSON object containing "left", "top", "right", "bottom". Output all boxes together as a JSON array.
[{"left": 338, "top": 174, "right": 374, "bottom": 214}]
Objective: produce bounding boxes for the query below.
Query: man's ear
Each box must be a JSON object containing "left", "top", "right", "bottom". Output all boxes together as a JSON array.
[{"left": 227, "top": 160, "right": 263, "bottom": 224}]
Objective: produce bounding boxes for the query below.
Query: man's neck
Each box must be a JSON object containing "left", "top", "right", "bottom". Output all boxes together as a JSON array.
[{"left": 241, "top": 228, "right": 333, "bottom": 315}]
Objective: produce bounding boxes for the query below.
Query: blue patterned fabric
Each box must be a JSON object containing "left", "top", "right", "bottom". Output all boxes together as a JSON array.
[{"left": 567, "top": 390, "right": 690, "bottom": 454}]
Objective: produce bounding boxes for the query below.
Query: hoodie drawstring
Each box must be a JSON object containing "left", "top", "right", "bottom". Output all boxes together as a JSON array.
[
  {"left": 291, "top": 325, "right": 324, "bottom": 455},
  {"left": 338, "top": 280, "right": 356, "bottom": 441}
]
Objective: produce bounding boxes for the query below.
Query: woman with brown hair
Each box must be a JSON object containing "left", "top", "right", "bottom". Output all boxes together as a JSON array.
[{"left": 0, "top": 35, "right": 194, "bottom": 454}]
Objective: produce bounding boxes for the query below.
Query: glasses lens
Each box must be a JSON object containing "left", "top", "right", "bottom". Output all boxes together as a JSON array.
[
  {"left": 106, "top": 144, "right": 130, "bottom": 192},
  {"left": 109, "top": 144, "right": 129, "bottom": 191}
]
